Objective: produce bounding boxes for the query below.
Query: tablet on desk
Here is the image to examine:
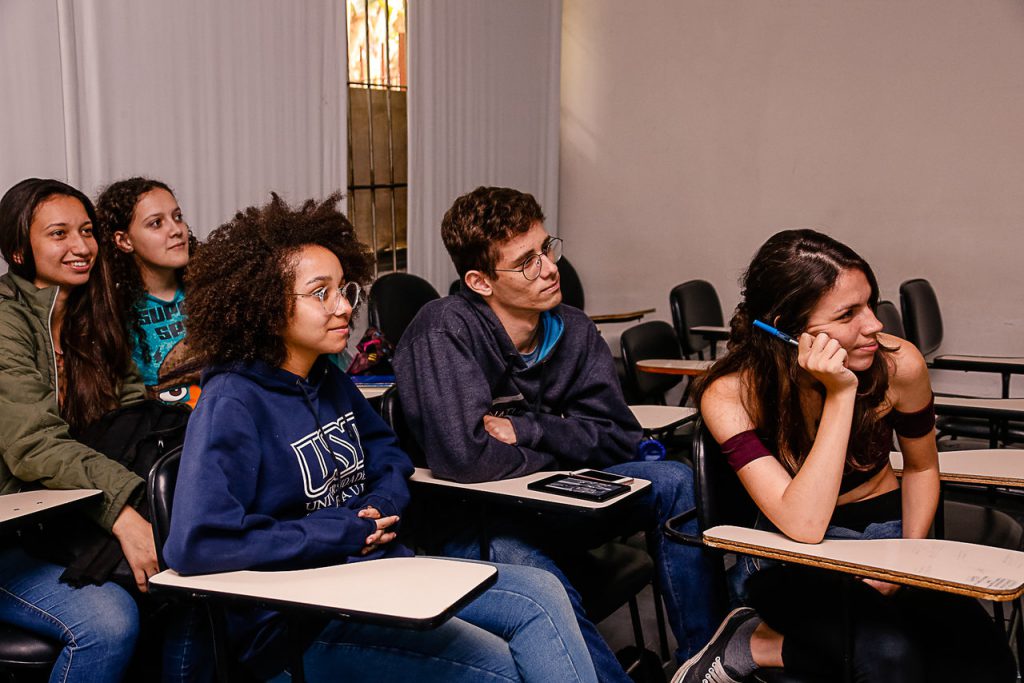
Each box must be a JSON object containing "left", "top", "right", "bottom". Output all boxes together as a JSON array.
[{"left": 527, "top": 474, "right": 631, "bottom": 502}]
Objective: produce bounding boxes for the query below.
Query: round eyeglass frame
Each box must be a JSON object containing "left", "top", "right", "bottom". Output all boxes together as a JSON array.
[
  {"left": 494, "top": 237, "right": 563, "bottom": 281},
  {"left": 293, "top": 281, "right": 362, "bottom": 314}
]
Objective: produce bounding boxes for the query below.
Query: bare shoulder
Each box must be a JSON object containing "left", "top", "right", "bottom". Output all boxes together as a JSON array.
[
  {"left": 700, "top": 371, "right": 757, "bottom": 442},
  {"left": 878, "top": 333, "right": 931, "bottom": 409}
]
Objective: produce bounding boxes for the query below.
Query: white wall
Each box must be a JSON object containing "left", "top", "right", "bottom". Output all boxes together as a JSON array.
[{"left": 561, "top": 0, "right": 1024, "bottom": 396}]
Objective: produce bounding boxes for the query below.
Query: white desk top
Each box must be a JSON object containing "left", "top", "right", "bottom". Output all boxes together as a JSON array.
[
  {"left": 410, "top": 467, "right": 650, "bottom": 511},
  {"left": 703, "top": 525, "right": 1024, "bottom": 601},
  {"left": 151, "top": 557, "right": 496, "bottom": 625},
  {"left": 934, "top": 395, "right": 1024, "bottom": 419},
  {"left": 890, "top": 449, "right": 1024, "bottom": 487},
  {"left": 636, "top": 359, "right": 714, "bottom": 376},
  {"left": 934, "top": 355, "right": 1024, "bottom": 371},
  {"left": 357, "top": 385, "right": 391, "bottom": 399},
  {"left": 0, "top": 489, "right": 102, "bottom": 529},
  {"left": 629, "top": 405, "right": 697, "bottom": 432}
]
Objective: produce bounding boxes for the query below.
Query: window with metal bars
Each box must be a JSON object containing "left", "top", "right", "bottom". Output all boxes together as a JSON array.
[{"left": 346, "top": 0, "right": 407, "bottom": 274}]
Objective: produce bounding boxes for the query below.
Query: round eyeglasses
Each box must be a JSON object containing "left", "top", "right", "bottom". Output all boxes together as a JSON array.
[
  {"left": 494, "top": 237, "right": 563, "bottom": 281},
  {"left": 293, "top": 281, "right": 362, "bottom": 314}
]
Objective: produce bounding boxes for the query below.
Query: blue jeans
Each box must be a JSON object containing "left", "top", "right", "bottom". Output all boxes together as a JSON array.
[
  {"left": 267, "top": 562, "right": 596, "bottom": 683},
  {"left": 445, "top": 460, "right": 718, "bottom": 680},
  {"left": 0, "top": 545, "right": 139, "bottom": 683}
]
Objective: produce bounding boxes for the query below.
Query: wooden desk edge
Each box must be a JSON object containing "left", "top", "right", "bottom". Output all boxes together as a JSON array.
[
  {"left": 703, "top": 536, "right": 1024, "bottom": 602},
  {"left": 149, "top": 566, "right": 498, "bottom": 629},
  {"left": 892, "top": 467, "right": 1024, "bottom": 487},
  {"left": 590, "top": 308, "right": 656, "bottom": 324}
]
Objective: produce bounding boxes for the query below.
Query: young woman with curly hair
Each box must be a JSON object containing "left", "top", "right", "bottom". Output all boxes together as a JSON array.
[
  {"left": 164, "top": 193, "right": 597, "bottom": 683},
  {"left": 95, "top": 178, "right": 200, "bottom": 407},
  {"left": 673, "top": 229, "right": 1014, "bottom": 683},
  {"left": 0, "top": 178, "right": 156, "bottom": 682}
]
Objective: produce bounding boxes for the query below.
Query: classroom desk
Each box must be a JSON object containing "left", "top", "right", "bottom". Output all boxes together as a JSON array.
[
  {"left": 933, "top": 396, "right": 1024, "bottom": 421},
  {"left": 589, "top": 308, "right": 656, "bottom": 325},
  {"left": 356, "top": 384, "right": 392, "bottom": 400},
  {"left": 0, "top": 489, "right": 102, "bottom": 534},
  {"left": 410, "top": 467, "right": 650, "bottom": 517},
  {"left": 150, "top": 557, "right": 497, "bottom": 629},
  {"left": 703, "top": 524, "right": 1024, "bottom": 601},
  {"left": 635, "top": 359, "right": 713, "bottom": 377},
  {"left": 931, "top": 355, "right": 1024, "bottom": 398},
  {"left": 689, "top": 325, "right": 730, "bottom": 360},
  {"left": 629, "top": 405, "right": 697, "bottom": 433},
  {"left": 890, "top": 449, "right": 1024, "bottom": 488}
]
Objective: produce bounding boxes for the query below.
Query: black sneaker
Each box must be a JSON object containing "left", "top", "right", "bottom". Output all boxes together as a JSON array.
[{"left": 670, "top": 607, "right": 757, "bottom": 683}]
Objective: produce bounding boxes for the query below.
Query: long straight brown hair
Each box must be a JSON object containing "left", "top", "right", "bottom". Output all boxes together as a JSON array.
[
  {"left": 0, "top": 178, "right": 134, "bottom": 432},
  {"left": 693, "top": 229, "right": 895, "bottom": 475}
]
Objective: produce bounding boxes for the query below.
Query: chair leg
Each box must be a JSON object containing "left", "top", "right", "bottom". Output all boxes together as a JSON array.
[
  {"left": 628, "top": 596, "right": 646, "bottom": 652},
  {"left": 205, "top": 604, "right": 234, "bottom": 683},
  {"left": 645, "top": 532, "right": 671, "bottom": 663}
]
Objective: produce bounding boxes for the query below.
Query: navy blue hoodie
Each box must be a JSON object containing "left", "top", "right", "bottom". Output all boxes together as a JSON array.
[{"left": 164, "top": 357, "right": 413, "bottom": 673}]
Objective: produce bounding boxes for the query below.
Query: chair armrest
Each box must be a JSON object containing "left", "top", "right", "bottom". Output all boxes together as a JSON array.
[
  {"left": 663, "top": 508, "right": 702, "bottom": 546},
  {"left": 149, "top": 557, "right": 497, "bottom": 628},
  {"left": 589, "top": 308, "right": 656, "bottom": 324},
  {"left": 703, "top": 525, "right": 1024, "bottom": 601}
]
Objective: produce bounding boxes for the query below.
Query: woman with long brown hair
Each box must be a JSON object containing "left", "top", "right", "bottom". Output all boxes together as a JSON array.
[
  {"left": 0, "top": 178, "right": 156, "bottom": 682},
  {"left": 673, "top": 229, "right": 1014, "bottom": 683},
  {"left": 96, "top": 177, "right": 200, "bottom": 407}
]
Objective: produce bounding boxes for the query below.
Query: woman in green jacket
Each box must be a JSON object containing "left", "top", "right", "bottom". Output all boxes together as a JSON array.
[{"left": 0, "top": 178, "right": 154, "bottom": 682}]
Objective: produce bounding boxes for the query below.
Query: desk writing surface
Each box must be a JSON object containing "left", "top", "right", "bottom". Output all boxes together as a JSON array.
[
  {"left": 150, "top": 557, "right": 496, "bottom": 624},
  {"left": 703, "top": 525, "right": 1024, "bottom": 600},
  {"left": 890, "top": 449, "right": 1024, "bottom": 487},
  {"left": 357, "top": 385, "right": 390, "bottom": 399},
  {"left": 933, "top": 396, "right": 1024, "bottom": 420},
  {"left": 629, "top": 405, "right": 697, "bottom": 432},
  {"left": 636, "top": 359, "right": 713, "bottom": 376},
  {"left": 0, "top": 489, "right": 102, "bottom": 529},
  {"left": 932, "top": 355, "right": 1024, "bottom": 373},
  {"left": 689, "top": 325, "right": 730, "bottom": 337},
  {"left": 410, "top": 468, "right": 650, "bottom": 511}
]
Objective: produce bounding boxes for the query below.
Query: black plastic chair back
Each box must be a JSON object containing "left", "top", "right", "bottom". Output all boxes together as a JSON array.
[
  {"left": 875, "top": 300, "right": 905, "bottom": 338},
  {"left": 379, "top": 387, "right": 427, "bottom": 468},
  {"left": 367, "top": 273, "right": 440, "bottom": 346},
  {"left": 899, "top": 278, "right": 943, "bottom": 357},
  {"left": 557, "top": 257, "right": 586, "bottom": 311},
  {"left": 620, "top": 321, "right": 683, "bottom": 404},
  {"left": 148, "top": 447, "right": 182, "bottom": 572},
  {"left": 669, "top": 280, "right": 724, "bottom": 358},
  {"left": 691, "top": 418, "right": 759, "bottom": 532}
]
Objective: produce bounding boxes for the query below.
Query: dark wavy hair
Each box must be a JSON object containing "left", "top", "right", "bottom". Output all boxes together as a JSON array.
[
  {"left": 95, "top": 177, "right": 197, "bottom": 365},
  {"left": 0, "top": 178, "right": 134, "bottom": 431},
  {"left": 441, "top": 186, "right": 545, "bottom": 278},
  {"left": 693, "top": 228, "right": 896, "bottom": 476},
  {"left": 184, "top": 193, "right": 372, "bottom": 367}
]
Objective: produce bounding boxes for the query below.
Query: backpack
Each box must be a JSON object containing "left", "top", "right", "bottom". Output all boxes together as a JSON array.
[{"left": 22, "top": 400, "right": 191, "bottom": 590}]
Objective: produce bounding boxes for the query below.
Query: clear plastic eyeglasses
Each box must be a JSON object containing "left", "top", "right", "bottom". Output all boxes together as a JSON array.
[
  {"left": 293, "top": 281, "right": 362, "bottom": 314},
  {"left": 494, "top": 237, "right": 564, "bottom": 281}
]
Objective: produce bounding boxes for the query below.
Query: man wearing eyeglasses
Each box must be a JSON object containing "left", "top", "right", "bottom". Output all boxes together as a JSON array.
[{"left": 393, "top": 186, "right": 717, "bottom": 681}]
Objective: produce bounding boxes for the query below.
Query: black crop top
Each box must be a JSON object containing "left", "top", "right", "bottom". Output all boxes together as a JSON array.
[{"left": 721, "top": 395, "right": 936, "bottom": 494}]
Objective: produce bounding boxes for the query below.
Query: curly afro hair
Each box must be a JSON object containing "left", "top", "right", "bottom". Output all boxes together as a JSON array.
[
  {"left": 95, "top": 177, "right": 197, "bottom": 364},
  {"left": 184, "top": 193, "right": 372, "bottom": 368}
]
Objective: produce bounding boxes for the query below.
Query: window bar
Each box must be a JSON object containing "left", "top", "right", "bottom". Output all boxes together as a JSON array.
[
  {"left": 383, "top": 0, "right": 399, "bottom": 272},
  {"left": 362, "top": 0, "right": 379, "bottom": 275}
]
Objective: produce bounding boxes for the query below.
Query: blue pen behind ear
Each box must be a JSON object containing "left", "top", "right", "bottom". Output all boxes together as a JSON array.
[{"left": 752, "top": 319, "right": 800, "bottom": 346}]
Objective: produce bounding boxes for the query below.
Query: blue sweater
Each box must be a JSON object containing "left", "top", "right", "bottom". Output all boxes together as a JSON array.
[
  {"left": 393, "top": 291, "right": 642, "bottom": 483},
  {"left": 164, "top": 357, "right": 413, "bottom": 673}
]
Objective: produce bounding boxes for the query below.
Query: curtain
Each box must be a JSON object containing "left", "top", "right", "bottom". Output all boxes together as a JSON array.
[
  {"left": 0, "top": 0, "right": 347, "bottom": 241},
  {"left": 407, "top": 0, "right": 562, "bottom": 292}
]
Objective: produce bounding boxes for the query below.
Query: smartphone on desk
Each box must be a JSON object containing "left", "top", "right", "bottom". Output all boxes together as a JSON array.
[{"left": 570, "top": 469, "right": 634, "bottom": 485}]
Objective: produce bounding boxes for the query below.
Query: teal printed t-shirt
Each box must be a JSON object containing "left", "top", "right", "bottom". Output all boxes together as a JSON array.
[{"left": 132, "top": 289, "right": 187, "bottom": 386}]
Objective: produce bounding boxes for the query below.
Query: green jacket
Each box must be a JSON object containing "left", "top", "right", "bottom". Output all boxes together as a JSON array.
[{"left": 0, "top": 271, "right": 145, "bottom": 531}]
